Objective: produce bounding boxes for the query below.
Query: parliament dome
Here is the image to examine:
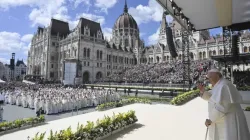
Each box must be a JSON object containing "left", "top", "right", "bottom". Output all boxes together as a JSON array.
[{"left": 113, "top": 1, "right": 138, "bottom": 30}]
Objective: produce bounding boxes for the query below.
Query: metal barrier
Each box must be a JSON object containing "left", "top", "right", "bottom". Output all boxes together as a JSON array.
[{"left": 94, "top": 82, "right": 189, "bottom": 88}]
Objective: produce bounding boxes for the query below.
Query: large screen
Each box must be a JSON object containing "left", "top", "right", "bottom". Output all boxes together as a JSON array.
[{"left": 63, "top": 62, "right": 76, "bottom": 85}]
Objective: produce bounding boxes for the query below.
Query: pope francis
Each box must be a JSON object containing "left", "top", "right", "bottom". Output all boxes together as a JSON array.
[{"left": 198, "top": 69, "right": 250, "bottom": 140}]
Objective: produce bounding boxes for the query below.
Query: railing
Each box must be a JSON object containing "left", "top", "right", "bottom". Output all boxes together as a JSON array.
[{"left": 93, "top": 82, "right": 189, "bottom": 88}]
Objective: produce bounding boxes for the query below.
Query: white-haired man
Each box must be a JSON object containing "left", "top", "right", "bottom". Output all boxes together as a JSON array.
[{"left": 198, "top": 69, "right": 250, "bottom": 140}]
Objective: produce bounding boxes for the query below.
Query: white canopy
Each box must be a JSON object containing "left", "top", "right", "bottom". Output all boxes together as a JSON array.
[
  {"left": 23, "top": 80, "right": 35, "bottom": 85},
  {"left": 0, "top": 79, "right": 5, "bottom": 83},
  {"left": 156, "top": 0, "right": 250, "bottom": 31}
]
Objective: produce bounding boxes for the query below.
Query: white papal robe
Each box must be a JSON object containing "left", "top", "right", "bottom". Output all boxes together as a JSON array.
[{"left": 202, "top": 79, "right": 250, "bottom": 140}]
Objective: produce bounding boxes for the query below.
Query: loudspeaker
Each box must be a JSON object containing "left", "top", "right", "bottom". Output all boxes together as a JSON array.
[
  {"left": 166, "top": 26, "right": 178, "bottom": 58},
  {"left": 231, "top": 35, "right": 239, "bottom": 58}
]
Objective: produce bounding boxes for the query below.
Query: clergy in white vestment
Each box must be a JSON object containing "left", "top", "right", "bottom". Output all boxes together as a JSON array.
[
  {"left": 34, "top": 98, "right": 40, "bottom": 113},
  {"left": 22, "top": 95, "right": 28, "bottom": 108},
  {"left": 198, "top": 69, "right": 250, "bottom": 140},
  {"left": 16, "top": 95, "right": 22, "bottom": 106},
  {"left": 45, "top": 99, "right": 52, "bottom": 115},
  {"left": 29, "top": 95, "right": 35, "bottom": 109}
]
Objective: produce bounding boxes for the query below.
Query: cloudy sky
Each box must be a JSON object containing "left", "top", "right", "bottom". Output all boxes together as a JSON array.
[{"left": 0, "top": 0, "right": 221, "bottom": 64}]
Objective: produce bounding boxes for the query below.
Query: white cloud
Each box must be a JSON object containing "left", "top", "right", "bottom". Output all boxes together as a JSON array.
[
  {"left": 0, "top": 0, "right": 37, "bottom": 10},
  {"left": 0, "top": 57, "right": 9, "bottom": 64},
  {"left": 148, "top": 27, "right": 160, "bottom": 45},
  {"left": 0, "top": 32, "right": 31, "bottom": 60},
  {"left": 69, "top": 0, "right": 91, "bottom": 8},
  {"left": 129, "top": 0, "right": 173, "bottom": 25},
  {"left": 102, "top": 28, "right": 112, "bottom": 41},
  {"left": 76, "top": 13, "right": 105, "bottom": 25},
  {"left": 21, "top": 34, "right": 33, "bottom": 43},
  {"left": 94, "top": 0, "right": 118, "bottom": 14},
  {"left": 0, "top": 0, "right": 70, "bottom": 27},
  {"left": 28, "top": 0, "right": 69, "bottom": 27},
  {"left": 0, "top": 0, "right": 106, "bottom": 29}
]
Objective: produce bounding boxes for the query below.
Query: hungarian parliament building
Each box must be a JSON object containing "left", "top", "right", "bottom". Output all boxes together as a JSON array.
[{"left": 27, "top": 2, "right": 250, "bottom": 83}]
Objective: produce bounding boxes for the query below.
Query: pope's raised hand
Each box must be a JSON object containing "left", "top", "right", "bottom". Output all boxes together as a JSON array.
[{"left": 197, "top": 84, "right": 205, "bottom": 94}]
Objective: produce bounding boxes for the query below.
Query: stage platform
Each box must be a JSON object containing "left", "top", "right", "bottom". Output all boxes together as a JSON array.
[{"left": 1, "top": 98, "right": 249, "bottom": 140}]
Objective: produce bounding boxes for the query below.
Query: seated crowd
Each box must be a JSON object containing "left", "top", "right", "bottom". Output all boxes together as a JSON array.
[
  {"left": 102, "top": 60, "right": 213, "bottom": 84},
  {"left": 233, "top": 70, "right": 250, "bottom": 87}
]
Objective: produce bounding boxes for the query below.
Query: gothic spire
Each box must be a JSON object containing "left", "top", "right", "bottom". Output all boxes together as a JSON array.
[{"left": 124, "top": 0, "right": 128, "bottom": 13}]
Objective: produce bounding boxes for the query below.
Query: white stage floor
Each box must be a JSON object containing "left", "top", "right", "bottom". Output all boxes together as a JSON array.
[{"left": 1, "top": 98, "right": 249, "bottom": 140}]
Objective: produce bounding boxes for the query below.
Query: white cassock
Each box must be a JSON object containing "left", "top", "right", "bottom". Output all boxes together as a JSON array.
[
  {"left": 106, "top": 94, "right": 111, "bottom": 102},
  {"left": 77, "top": 98, "right": 81, "bottom": 109},
  {"left": 8, "top": 94, "right": 13, "bottom": 104},
  {"left": 58, "top": 100, "right": 62, "bottom": 113},
  {"left": 92, "top": 96, "right": 98, "bottom": 106},
  {"left": 29, "top": 97, "right": 35, "bottom": 109},
  {"left": 82, "top": 97, "right": 87, "bottom": 108},
  {"left": 202, "top": 79, "right": 250, "bottom": 140},
  {"left": 53, "top": 101, "right": 58, "bottom": 114},
  {"left": 22, "top": 95, "right": 28, "bottom": 108},
  {"left": 34, "top": 98, "right": 39, "bottom": 113},
  {"left": 16, "top": 96, "right": 22, "bottom": 106},
  {"left": 62, "top": 99, "right": 67, "bottom": 112}
]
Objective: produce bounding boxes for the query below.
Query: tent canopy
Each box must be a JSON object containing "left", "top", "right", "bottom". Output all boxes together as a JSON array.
[
  {"left": 156, "top": 0, "right": 250, "bottom": 31},
  {"left": 23, "top": 80, "right": 35, "bottom": 85},
  {"left": 0, "top": 79, "right": 5, "bottom": 83}
]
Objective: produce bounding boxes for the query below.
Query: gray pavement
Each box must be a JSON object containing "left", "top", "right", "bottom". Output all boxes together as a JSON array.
[{"left": 2, "top": 104, "right": 96, "bottom": 122}]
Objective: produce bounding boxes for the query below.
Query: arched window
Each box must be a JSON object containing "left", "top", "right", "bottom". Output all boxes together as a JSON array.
[
  {"left": 87, "top": 48, "right": 90, "bottom": 58},
  {"left": 199, "top": 52, "right": 202, "bottom": 59},
  {"left": 244, "top": 46, "right": 248, "bottom": 52},
  {"left": 97, "top": 50, "right": 99, "bottom": 60},
  {"left": 125, "top": 39, "right": 129, "bottom": 47},
  {"left": 209, "top": 51, "right": 212, "bottom": 57},
  {"left": 84, "top": 48, "right": 86, "bottom": 58},
  {"left": 213, "top": 50, "right": 216, "bottom": 55},
  {"left": 190, "top": 52, "right": 194, "bottom": 60},
  {"left": 74, "top": 50, "right": 77, "bottom": 57},
  {"left": 100, "top": 51, "right": 103, "bottom": 60},
  {"left": 156, "top": 56, "right": 160, "bottom": 63},
  {"left": 219, "top": 49, "right": 223, "bottom": 55},
  {"left": 134, "top": 58, "right": 137, "bottom": 65},
  {"left": 203, "top": 51, "right": 206, "bottom": 59}
]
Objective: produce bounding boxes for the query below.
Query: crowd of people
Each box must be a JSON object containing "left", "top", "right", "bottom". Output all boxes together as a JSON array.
[
  {"left": 103, "top": 60, "right": 213, "bottom": 84},
  {"left": 0, "top": 83, "right": 120, "bottom": 115},
  {"left": 233, "top": 70, "right": 250, "bottom": 87}
]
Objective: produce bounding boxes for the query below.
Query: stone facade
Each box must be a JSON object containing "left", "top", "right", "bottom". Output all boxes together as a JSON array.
[{"left": 27, "top": 2, "right": 142, "bottom": 83}]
